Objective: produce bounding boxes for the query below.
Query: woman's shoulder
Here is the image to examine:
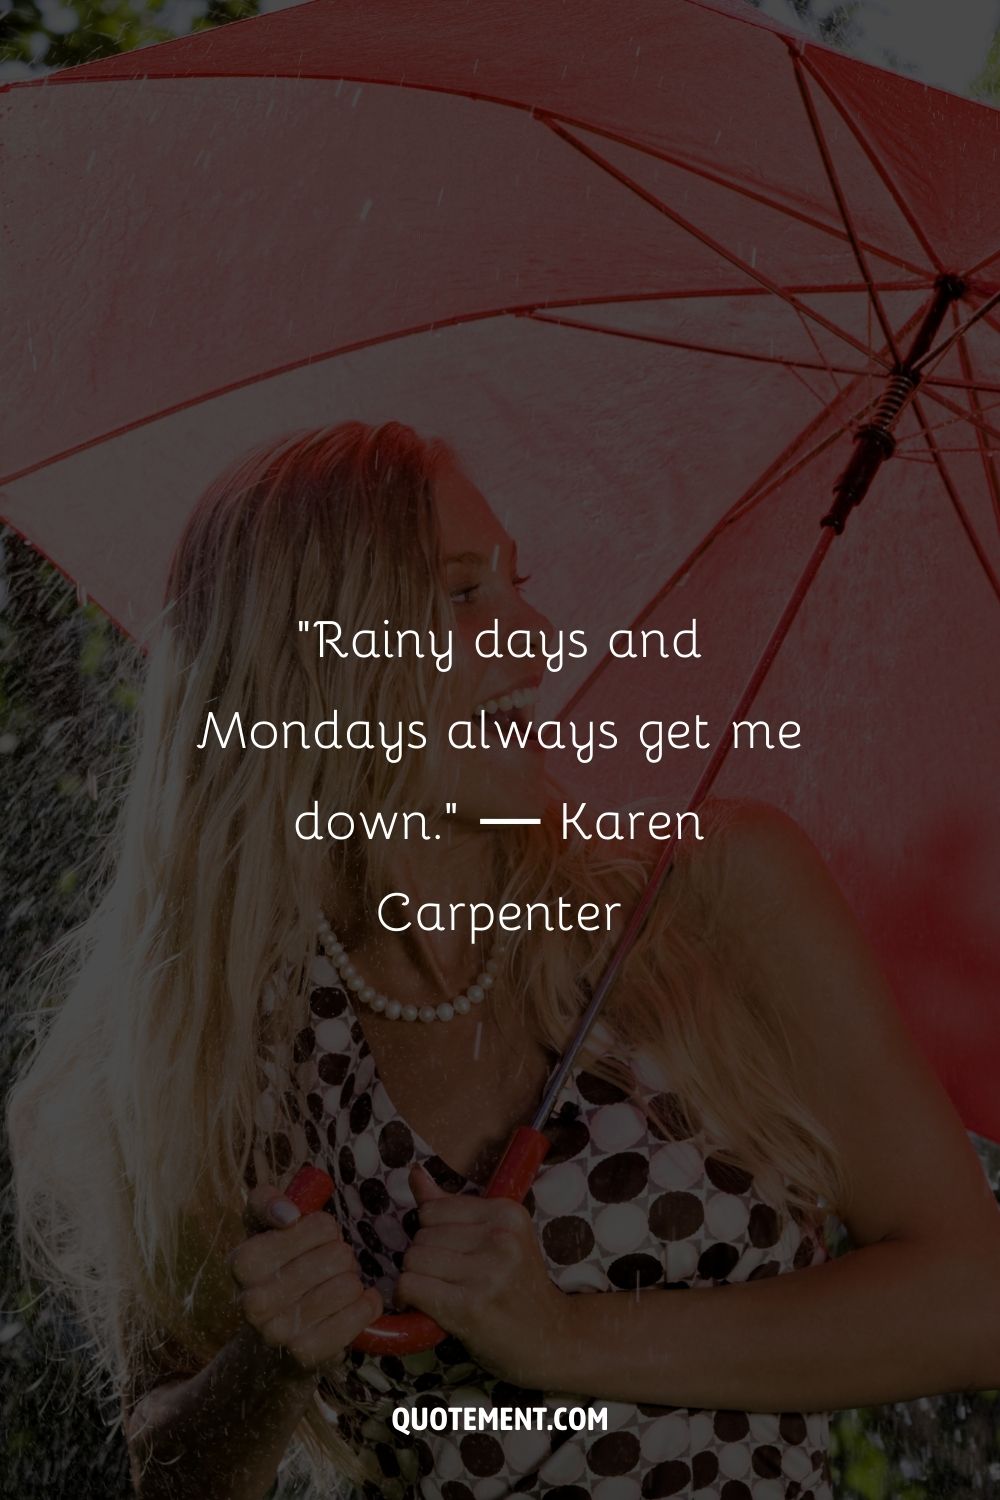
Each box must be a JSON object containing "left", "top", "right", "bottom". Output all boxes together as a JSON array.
[
  {"left": 619, "top": 793, "right": 819, "bottom": 883},
  {"left": 602, "top": 794, "right": 830, "bottom": 951}
]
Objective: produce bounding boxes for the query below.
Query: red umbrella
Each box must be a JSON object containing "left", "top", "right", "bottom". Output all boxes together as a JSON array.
[{"left": 3, "top": 0, "right": 999, "bottom": 1170}]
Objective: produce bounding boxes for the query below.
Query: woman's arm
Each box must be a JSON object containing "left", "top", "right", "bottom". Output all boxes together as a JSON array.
[
  {"left": 538, "top": 1229, "right": 1000, "bottom": 1409},
  {"left": 535, "top": 804, "right": 1000, "bottom": 1407},
  {"left": 125, "top": 1325, "right": 318, "bottom": 1500},
  {"left": 400, "top": 803, "right": 1000, "bottom": 1407},
  {"left": 126, "top": 1182, "right": 381, "bottom": 1499}
]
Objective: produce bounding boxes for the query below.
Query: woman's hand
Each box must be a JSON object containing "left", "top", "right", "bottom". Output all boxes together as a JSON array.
[
  {"left": 396, "top": 1163, "right": 572, "bottom": 1389},
  {"left": 227, "top": 1182, "right": 382, "bottom": 1376}
]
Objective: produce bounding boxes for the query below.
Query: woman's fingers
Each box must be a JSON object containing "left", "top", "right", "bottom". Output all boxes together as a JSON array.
[
  {"left": 243, "top": 1182, "right": 307, "bottom": 1234},
  {"left": 238, "top": 1241, "right": 359, "bottom": 1322},
  {"left": 228, "top": 1207, "right": 341, "bottom": 1287},
  {"left": 400, "top": 1243, "right": 471, "bottom": 1284},
  {"left": 255, "top": 1268, "right": 366, "bottom": 1343},
  {"left": 395, "top": 1270, "right": 464, "bottom": 1327},
  {"left": 411, "top": 1223, "right": 487, "bottom": 1253},
  {"left": 231, "top": 1179, "right": 384, "bottom": 1369},
  {"left": 261, "top": 1284, "right": 383, "bottom": 1369},
  {"left": 415, "top": 1194, "right": 495, "bottom": 1227},
  {"left": 284, "top": 1289, "right": 384, "bottom": 1368}
]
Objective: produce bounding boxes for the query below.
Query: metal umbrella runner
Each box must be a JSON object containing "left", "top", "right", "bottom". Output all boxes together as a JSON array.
[{"left": 3, "top": 0, "right": 1000, "bottom": 1351}]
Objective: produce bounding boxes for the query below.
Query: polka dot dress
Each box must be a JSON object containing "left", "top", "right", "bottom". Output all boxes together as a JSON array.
[{"left": 249, "top": 947, "right": 834, "bottom": 1500}]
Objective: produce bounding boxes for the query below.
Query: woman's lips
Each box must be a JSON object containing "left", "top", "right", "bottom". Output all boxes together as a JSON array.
[
  {"left": 472, "top": 684, "right": 538, "bottom": 717},
  {"left": 469, "top": 684, "right": 542, "bottom": 749}
]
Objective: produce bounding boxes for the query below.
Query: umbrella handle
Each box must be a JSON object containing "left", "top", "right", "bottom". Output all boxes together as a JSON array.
[{"left": 285, "top": 1127, "right": 551, "bottom": 1356}]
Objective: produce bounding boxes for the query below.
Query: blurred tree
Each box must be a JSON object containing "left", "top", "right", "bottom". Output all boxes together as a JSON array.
[
  {"left": 0, "top": 0, "right": 262, "bottom": 74},
  {"left": 973, "top": 21, "right": 1000, "bottom": 95},
  {"left": 744, "top": 0, "right": 862, "bottom": 47}
]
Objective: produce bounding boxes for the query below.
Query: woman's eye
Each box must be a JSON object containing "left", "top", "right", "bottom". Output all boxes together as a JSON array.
[{"left": 449, "top": 572, "right": 529, "bottom": 605}]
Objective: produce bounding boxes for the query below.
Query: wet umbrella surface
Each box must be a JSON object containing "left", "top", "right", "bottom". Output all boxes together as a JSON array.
[{"left": 2, "top": 0, "right": 1000, "bottom": 1138}]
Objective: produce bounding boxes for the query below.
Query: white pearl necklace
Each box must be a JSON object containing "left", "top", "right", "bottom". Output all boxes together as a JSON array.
[{"left": 316, "top": 910, "right": 501, "bottom": 1023}]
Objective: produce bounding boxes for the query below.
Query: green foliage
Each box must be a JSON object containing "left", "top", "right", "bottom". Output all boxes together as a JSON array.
[
  {"left": 0, "top": 0, "right": 259, "bottom": 73},
  {"left": 972, "top": 24, "right": 1000, "bottom": 101},
  {"left": 744, "top": 0, "right": 863, "bottom": 49}
]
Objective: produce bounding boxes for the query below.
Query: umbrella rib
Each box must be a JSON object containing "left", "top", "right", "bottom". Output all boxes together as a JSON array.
[
  {"left": 960, "top": 242, "right": 1000, "bottom": 280},
  {"left": 951, "top": 308, "right": 1000, "bottom": 532},
  {"left": 557, "top": 294, "right": 940, "bottom": 719},
  {"left": 0, "top": 278, "right": 934, "bottom": 492},
  {"left": 534, "top": 112, "right": 928, "bottom": 280},
  {"left": 896, "top": 446, "right": 1000, "bottom": 458},
  {"left": 921, "top": 387, "right": 1000, "bottom": 450},
  {"left": 5, "top": 58, "right": 930, "bottom": 283},
  {"left": 523, "top": 311, "right": 868, "bottom": 380},
  {"left": 910, "top": 286, "right": 1000, "bottom": 377},
  {"left": 0, "top": 296, "right": 771, "bottom": 489},
  {"left": 786, "top": 360, "right": 837, "bottom": 409},
  {"left": 539, "top": 115, "right": 891, "bottom": 371},
  {"left": 961, "top": 282, "right": 1000, "bottom": 328},
  {"left": 912, "top": 393, "right": 1000, "bottom": 605},
  {"left": 897, "top": 395, "right": 1000, "bottom": 441},
  {"left": 530, "top": 281, "right": 928, "bottom": 304},
  {"left": 558, "top": 397, "right": 867, "bottom": 720},
  {"left": 685, "top": 529, "right": 837, "bottom": 793},
  {"left": 791, "top": 54, "right": 901, "bottom": 366},
  {"left": 790, "top": 303, "right": 848, "bottom": 404},
  {"left": 550, "top": 523, "right": 839, "bottom": 1071},
  {"left": 797, "top": 55, "right": 945, "bottom": 276},
  {"left": 922, "top": 376, "right": 1000, "bottom": 396},
  {"left": 0, "top": 306, "right": 505, "bottom": 485}
]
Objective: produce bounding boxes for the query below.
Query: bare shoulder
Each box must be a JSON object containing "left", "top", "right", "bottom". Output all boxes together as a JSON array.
[
  {"left": 673, "top": 794, "right": 825, "bottom": 899},
  {"left": 614, "top": 794, "right": 820, "bottom": 934},
  {"left": 668, "top": 799, "right": 1000, "bottom": 1262}
]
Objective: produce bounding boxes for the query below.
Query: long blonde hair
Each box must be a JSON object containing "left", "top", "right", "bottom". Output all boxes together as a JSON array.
[{"left": 8, "top": 420, "right": 846, "bottom": 1489}]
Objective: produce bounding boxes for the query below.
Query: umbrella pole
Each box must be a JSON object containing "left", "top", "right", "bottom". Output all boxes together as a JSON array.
[
  {"left": 822, "top": 274, "right": 966, "bottom": 533},
  {"left": 527, "top": 528, "right": 837, "bottom": 1136},
  {"left": 524, "top": 276, "right": 970, "bottom": 1136}
]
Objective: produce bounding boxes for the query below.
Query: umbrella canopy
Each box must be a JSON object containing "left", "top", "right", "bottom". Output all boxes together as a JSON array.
[{"left": 2, "top": 0, "right": 999, "bottom": 1137}]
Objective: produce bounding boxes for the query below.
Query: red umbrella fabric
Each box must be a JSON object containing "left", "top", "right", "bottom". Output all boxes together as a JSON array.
[{"left": 2, "top": 0, "right": 999, "bottom": 1135}]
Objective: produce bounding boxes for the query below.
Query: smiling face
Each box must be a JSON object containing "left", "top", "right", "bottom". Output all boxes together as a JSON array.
[{"left": 432, "top": 462, "right": 553, "bottom": 822}]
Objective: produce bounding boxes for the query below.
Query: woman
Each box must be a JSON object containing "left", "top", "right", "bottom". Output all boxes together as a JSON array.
[{"left": 9, "top": 420, "right": 1000, "bottom": 1500}]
